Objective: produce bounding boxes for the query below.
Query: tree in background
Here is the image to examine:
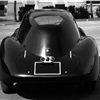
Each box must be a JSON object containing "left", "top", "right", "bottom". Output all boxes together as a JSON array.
[
  {"left": 96, "top": 6, "right": 100, "bottom": 18},
  {"left": 68, "top": 6, "right": 89, "bottom": 19},
  {"left": 77, "top": 6, "right": 89, "bottom": 19}
]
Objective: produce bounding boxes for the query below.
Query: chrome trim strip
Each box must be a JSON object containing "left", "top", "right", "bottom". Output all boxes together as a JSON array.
[
  {"left": 24, "top": 50, "right": 27, "bottom": 58},
  {"left": 70, "top": 51, "right": 72, "bottom": 59}
]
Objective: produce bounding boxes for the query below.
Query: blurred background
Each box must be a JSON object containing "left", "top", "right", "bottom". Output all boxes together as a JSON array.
[{"left": 0, "top": 0, "right": 100, "bottom": 21}]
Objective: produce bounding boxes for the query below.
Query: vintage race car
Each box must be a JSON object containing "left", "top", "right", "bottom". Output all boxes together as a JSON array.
[{"left": 0, "top": 9, "right": 99, "bottom": 94}]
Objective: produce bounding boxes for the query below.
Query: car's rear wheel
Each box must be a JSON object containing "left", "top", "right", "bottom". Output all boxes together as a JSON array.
[{"left": 1, "top": 82, "right": 15, "bottom": 94}]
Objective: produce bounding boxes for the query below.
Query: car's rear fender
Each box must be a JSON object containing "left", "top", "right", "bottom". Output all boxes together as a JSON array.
[
  {"left": 1, "top": 37, "right": 25, "bottom": 75},
  {"left": 72, "top": 36, "right": 98, "bottom": 75}
]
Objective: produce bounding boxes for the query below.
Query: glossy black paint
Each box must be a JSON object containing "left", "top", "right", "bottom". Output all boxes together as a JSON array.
[
  {"left": 0, "top": 9, "right": 99, "bottom": 93},
  {"left": 17, "top": 9, "right": 79, "bottom": 57}
]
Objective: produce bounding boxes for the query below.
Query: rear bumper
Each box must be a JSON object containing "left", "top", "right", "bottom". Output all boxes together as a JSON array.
[{"left": 3, "top": 73, "right": 97, "bottom": 84}]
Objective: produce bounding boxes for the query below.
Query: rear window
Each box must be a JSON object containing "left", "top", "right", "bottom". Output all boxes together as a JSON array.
[{"left": 34, "top": 16, "right": 63, "bottom": 25}]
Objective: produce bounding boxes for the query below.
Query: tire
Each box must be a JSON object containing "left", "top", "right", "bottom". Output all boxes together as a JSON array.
[
  {"left": 83, "top": 81, "right": 96, "bottom": 92},
  {"left": 1, "top": 82, "right": 15, "bottom": 94},
  {"left": 78, "top": 27, "right": 86, "bottom": 36},
  {"left": 12, "top": 28, "right": 19, "bottom": 37}
]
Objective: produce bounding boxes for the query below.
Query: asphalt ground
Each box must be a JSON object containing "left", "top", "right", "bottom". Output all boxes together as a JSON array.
[
  {"left": 0, "top": 17, "right": 100, "bottom": 99},
  {"left": 0, "top": 16, "right": 19, "bottom": 26}
]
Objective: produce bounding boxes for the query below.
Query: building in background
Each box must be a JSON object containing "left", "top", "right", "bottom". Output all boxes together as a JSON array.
[
  {"left": 6, "top": 0, "right": 100, "bottom": 17},
  {"left": 0, "top": 1, "right": 8, "bottom": 16},
  {"left": 7, "top": 0, "right": 85, "bottom": 16},
  {"left": 86, "top": 0, "right": 100, "bottom": 18}
]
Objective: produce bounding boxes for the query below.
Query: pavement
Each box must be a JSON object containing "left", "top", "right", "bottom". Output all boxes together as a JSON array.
[
  {"left": 76, "top": 18, "right": 100, "bottom": 21},
  {"left": 0, "top": 15, "right": 19, "bottom": 26}
]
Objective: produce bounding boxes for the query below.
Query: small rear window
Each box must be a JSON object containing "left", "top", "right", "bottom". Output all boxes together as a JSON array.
[{"left": 34, "top": 16, "right": 63, "bottom": 25}]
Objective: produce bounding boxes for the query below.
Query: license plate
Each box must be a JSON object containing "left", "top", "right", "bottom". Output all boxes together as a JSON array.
[{"left": 34, "top": 62, "right": 61, "bottom": 75}]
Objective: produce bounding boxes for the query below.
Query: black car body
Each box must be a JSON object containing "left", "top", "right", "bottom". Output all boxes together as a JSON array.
[{"left": 0, "top": 9, "right": 99, "bottom": 93}]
